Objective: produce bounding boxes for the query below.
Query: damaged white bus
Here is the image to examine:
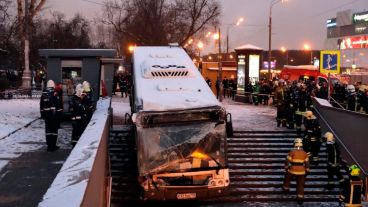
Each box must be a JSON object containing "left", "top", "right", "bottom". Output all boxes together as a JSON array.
[{"left": 130, "top": 45, "right": 230, "bottom": 200}]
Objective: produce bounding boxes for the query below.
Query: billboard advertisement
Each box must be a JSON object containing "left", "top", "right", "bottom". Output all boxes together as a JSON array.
[
  {"left": 340, "top": 35, "right": 368, "bottom": 49},
  {"left": 320, "top": 50, "right": 340, "bottom": 74},
  {"left": 249, "top": 55, "right": 260, "bottom": 85}
]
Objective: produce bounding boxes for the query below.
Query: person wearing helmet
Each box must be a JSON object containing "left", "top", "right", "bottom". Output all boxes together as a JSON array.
[
  {"left": 40, "top": 80, "right": 63, "bottom": 152},
  {"left": 339, "top": 164, "right": 364, "bottom": 206},
  {"left": 294, "top": 84, "right": 310, "bottom": 136},
  {"left": 70, "top": 84, "right": 88, "bottom": 147},
  {"left": 303, "top": 110, "right": 321, "bottom": 164},
  {"left": 346, "top": 85, "right": 357, "bottom": 111},
  {"left": 282, "top": 138, "right": 310, "bottom": 204},
  {"left": 82, "top": 81, "right": 94, "bottom": 124},
  {"left": 323, "top": 132, "right": 345, "bottom": 190}
]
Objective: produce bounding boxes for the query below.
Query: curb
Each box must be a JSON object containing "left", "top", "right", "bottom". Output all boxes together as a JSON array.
[{"left": 0, "top": 117, "right": 41, "bottom": 140}]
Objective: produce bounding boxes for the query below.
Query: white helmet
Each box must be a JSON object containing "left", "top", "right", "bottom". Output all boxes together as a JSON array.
[
  {"left": 75, "top": 84, "right": 83, "bottom": 97},
  {"left": 47, "top": 80, "right": 55, "bottom": 88},
  {"left": 294, "top": 138, "right": 303, "bottom": 148},
  {"left": 324, "top": 132, "right": 334, "bottom": 142},
  {"left": 347, "top": 85, "right": 355, "bottom": 92},
  {"left": 82, "top": 81, "right": 91, "bottom": 92}
]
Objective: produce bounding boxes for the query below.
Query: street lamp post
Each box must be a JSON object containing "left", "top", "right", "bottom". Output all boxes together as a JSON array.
[
  {"left": 226, "top": 17, "right": 243, "bottom": 55},
  {"left": 214, "top": 28, "right": 223, "bottom": 102},
  {"left": 269, "top": 0, "right": 286, "bottom": 80}
]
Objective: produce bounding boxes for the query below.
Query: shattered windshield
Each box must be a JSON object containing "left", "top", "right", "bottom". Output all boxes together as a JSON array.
[{"left": 136, "top": 121, "right": 226, "bottom": 175}]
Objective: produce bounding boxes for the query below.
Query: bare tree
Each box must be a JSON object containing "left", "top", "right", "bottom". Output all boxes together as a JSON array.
[
  {"left": 100, "top": 0, "right": 220, "bottom": 56},
  {"left": 17, "top": 0, "right": 46, "bottom": 88}
]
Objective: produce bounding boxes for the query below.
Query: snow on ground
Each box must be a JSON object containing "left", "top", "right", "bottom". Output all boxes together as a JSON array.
[
  {"left": 39, "top": 98, "right": 110, "bottom": 207},
  {"left": 0, "top": 99, "right": 72, "bottom": 173},
  {"left": 0, "top": 99, "right": 40, "bottom": 138},
  {"left": 111, "top": 94, "right": 279, "bottom": 131},
  {"left": 221, "top": 98, "right": 279, "bottom": 131}
]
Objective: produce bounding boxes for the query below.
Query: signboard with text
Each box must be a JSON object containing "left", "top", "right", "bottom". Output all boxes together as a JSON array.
[
  {"left": 340, "top": 35, "right": 368, "bottom": 49},
  {"left": 353, "top": 11, "right": 368, "bottom": 24},
  {"left": 320, "top": 50, "right": 340, "bottom": 74}
]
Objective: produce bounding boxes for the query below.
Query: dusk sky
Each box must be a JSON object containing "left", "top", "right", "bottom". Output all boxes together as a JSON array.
[{"left": 43, "top": 0, "right": 367, "bottom": 53}]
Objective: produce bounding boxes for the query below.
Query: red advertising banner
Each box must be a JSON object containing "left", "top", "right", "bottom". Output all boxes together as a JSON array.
[{"left": 340, "top": 35, "right": 368, "bottom": 49}]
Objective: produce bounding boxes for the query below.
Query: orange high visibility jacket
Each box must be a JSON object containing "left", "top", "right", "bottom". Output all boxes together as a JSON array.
[{"left": 285, "top": 148, "right": 310, "bottom": 175}]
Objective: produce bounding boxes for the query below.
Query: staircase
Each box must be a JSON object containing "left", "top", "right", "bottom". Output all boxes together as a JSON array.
[
  {"left": 224, "top": 130, "right": 342, "bottom": 204},
  {"left": 108, "top": 126, "right": 141, "bottom": 205}
]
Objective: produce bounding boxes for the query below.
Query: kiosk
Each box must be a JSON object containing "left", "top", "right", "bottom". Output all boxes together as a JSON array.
[{"left": 234, "top": 44, "right": 263, "bottom": 102}]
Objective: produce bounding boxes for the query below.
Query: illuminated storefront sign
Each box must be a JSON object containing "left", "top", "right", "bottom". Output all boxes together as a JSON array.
[
  {"left": 327, "top": 18, "right": 336, "bottom": 28},
  {"left": 263, "top": 61, "right": 276, "bottom": 69},
  {"left": 340, "top": 35, "right": 368, "bottom": 49},
  {"left": 320, "top": 50, "right": 340, "bottom": 74},
  {"left": 249, "top": 55, "right": 259, "bottom": 85},
  {"left": 353, "top": 11, "right": 368, "bottom": 23}
]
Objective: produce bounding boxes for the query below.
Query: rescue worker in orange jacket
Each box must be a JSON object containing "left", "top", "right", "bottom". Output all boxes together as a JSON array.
[
  {"left": 339, "top": 164, "right": 365, "bottom": 207},
  {"left": 282, "top": 138, "right": 310, "bottom": 205}
]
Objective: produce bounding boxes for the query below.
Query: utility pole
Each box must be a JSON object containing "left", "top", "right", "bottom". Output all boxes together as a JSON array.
[
  {"left": 218, "top": 27, "right": 223, "bottom": 102},
  {"left": 21, "top": 0, "right": 31, "bottom": 89}
]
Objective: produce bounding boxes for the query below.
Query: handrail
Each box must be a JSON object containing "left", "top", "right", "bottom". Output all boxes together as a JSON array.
[
  {"left": 328, "top": 96, "right": 345, "bottom": 110},
  {"left": 313, "top": 105, "right": 368, "bottom": 177}
]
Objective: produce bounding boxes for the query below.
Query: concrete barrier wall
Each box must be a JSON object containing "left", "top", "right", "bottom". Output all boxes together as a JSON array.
[
  {"left": 312, "top": 97, "right": 368, "bottom": 176},
  {"left": 39, "top": 98, "right": 111, "bottom": 207}
]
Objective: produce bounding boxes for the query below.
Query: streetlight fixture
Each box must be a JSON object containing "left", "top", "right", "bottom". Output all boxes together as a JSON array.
[
  {"left": 197, "top": 41, "right": 204, "bottom": 58},
  {"left": 128, "top": 45, "right": 136, "bottom": 53},
  {"left": 303, "top": 43, "right": 312, "bottom": 64},
  {"left": 281, "top": 46, "right": 288, "bottom": 65},
  {"left": 268, "top": 0, "right": 287, "bottom": 80},
  {"left": 226, "top": 17, "right": 244, "bottom": 55}
]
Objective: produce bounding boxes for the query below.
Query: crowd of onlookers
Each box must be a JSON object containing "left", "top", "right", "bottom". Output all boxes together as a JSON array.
[{"left": 205, "top": 76, "right": 368, "bottom": 114}]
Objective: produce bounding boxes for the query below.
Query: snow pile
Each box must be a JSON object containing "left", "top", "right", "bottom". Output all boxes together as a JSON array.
[
  {"left": 0, "top": 99, "right": 40, "bottom": 139},
  {"left": 39, "top": 98, "right": 111, "bottom": 207}
]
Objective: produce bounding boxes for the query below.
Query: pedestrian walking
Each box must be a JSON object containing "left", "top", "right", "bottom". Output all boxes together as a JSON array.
[
  {"left": 323, "top": 132, "right": 345, "bottom": 190},
  {"left": 40, "top": 80, "right": 63, "bottom": 152},
  {"left": 282, "top": 138, "right": 310, "bottom": 205}
]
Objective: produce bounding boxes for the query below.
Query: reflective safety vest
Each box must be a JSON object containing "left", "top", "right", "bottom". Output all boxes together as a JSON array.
[{"left": 285, "top": 149, "right": 310, "bottom": 175}]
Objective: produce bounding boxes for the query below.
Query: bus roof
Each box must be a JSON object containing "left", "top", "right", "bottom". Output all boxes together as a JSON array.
[{"left": 132, "top": 46, "right": 219, "bottom": 112}]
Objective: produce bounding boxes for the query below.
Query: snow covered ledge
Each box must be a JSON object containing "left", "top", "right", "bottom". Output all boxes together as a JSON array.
[{"left": 39, "top": 98, "right": 112, "bottom": 207}]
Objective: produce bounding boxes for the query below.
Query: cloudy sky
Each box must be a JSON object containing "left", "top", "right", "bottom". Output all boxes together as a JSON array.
[{"left": 43, "top": 0, "right": 367, "bottom": 52}]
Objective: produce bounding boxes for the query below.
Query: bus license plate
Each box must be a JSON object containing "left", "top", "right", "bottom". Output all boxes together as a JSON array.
[{"left": 177, "top": 193, "right": 196, "bottom": 199}]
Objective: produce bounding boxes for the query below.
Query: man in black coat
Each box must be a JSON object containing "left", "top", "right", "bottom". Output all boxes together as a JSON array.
[{"left": 40, "top": 80, "right": 63, "bottom": 152}]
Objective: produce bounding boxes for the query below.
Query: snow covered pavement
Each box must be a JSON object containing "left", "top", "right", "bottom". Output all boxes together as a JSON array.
[{"left": 0, "top": 99, "right": 71, "bottom": 173}]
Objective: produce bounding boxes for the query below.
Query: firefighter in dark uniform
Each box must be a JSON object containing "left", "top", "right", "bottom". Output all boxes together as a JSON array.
[
  {"left": 40, "top": 80, "right": 63, "bottom": 152},
  {"left": 303, "top": 110, "right": 321, "bottom": 164},
  {"left": 82, "top": 81, "right": 94, "bottom": 125},
  {"left": 339, "top": 165, "right": 365, "bottom": 207},
  {"left": 323, "top": 132, "right": 345, "bottom": 190},
  {"left": 274, "top": 80, "right": 286, "bottom": 127},
  {"left": 285, "top": 83, "right": 295, "bottom": 129},
  {"left": 282, "top": 138, "right": 310, "bottom": 204},
  {"left": 294, "top": 84, "right": 309, "bottom": 136},
  {"left": 71, "top": 84, "right": 88, "bottom": 147}
]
